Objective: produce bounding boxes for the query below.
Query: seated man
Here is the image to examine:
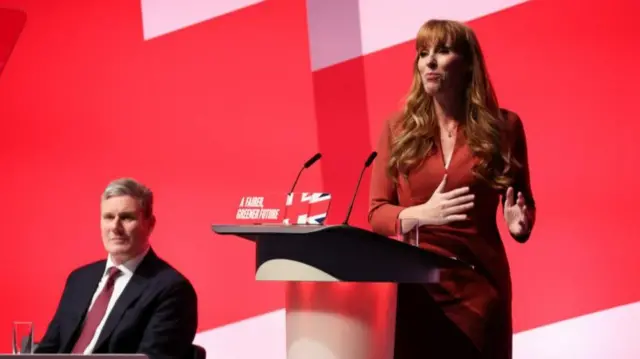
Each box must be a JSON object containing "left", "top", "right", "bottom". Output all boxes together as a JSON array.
[{"left": 36, "top": 178, "right": 198, "bottom": 359}]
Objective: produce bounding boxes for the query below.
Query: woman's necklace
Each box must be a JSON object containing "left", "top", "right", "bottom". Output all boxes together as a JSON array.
[{"left": 446, "top": 123, "right": 458, "bottom": 138}]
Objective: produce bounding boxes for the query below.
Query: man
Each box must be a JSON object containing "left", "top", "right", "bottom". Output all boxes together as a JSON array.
[{"left": 36, "top": 178, "right": 198, "bottom": 359}]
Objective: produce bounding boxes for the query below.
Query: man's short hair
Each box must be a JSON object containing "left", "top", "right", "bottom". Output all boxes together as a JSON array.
[{"left": 102, "top": 178, "right": 154, "bottom": 218}]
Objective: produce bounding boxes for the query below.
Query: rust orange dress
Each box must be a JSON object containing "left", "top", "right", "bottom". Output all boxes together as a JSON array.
[{"left": 368, "top": 109, "right": 535, "bottom": 359}]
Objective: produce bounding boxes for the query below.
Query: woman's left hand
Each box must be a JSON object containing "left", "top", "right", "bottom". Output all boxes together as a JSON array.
[{"left": 504, "top": 187, "right": 529, "bottom": 236}]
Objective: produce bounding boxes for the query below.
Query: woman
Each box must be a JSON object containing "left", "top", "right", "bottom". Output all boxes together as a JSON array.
[{"left": 368, "top": 19, "right": 536, "bottom": 359}]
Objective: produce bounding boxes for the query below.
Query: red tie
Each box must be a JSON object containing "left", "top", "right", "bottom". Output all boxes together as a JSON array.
[{"left": 71, "top": 267, "right": 121, "bottom": 353}]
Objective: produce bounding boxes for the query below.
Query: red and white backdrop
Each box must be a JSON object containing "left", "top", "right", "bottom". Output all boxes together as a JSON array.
[{"left": 1, "top": 0, "right": 639, "bottom": 357}]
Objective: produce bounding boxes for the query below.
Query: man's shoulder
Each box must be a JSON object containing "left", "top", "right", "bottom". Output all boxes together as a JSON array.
[
  {"left": 66, "top": 259, "right": 106, "bottom": 282},
  {"left": 146, "top": 253, "right": 197, "bottom": 295}
]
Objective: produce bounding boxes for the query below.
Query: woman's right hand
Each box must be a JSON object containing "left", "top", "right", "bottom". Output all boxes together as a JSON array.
[{"left": 400, "top": 174, "right": 474, "bottom": 228}]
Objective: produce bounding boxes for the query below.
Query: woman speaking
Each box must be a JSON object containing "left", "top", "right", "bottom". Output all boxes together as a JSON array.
[{"left": 368, "top": 19, "right": 536, "bottom": 359}]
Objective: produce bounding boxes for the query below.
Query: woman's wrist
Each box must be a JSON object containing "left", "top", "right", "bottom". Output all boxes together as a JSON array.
[
  {"left": 399, "top": 206, "right": 430, "bottom": 226},
  {"left": 399, "top": 206, "right": 417, "bottom": 220}
]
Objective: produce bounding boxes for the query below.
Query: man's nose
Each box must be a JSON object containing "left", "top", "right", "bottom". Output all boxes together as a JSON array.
[{"left": 110, "top": 218, "right": 124, "bottom": 232}]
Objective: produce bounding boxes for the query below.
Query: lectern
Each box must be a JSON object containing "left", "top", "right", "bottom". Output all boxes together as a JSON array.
[{"left": 211, "top": 224, "right": 466, "bottom": 359}]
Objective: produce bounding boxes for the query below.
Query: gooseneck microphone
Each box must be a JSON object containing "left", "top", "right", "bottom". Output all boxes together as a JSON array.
[
  {"left": 289, "top": 152, "right": 322, "bottom": 194},
  {"left": 343, "top": 151, "right": 377, "bottom": 225}
]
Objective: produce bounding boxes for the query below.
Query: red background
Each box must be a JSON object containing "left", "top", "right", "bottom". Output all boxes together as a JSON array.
[{"left": 1, "top": 0, "right": 639, "bottom": 353}]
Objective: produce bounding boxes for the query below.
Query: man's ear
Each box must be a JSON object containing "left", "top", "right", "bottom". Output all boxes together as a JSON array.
[{"left": 148, "top": 214, "right": 156, "bottom": 233}]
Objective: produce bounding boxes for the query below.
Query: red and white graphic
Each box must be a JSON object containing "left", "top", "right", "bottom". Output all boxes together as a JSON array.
[
  {"left": 282, "top": 192, "right": 331, "bottom": 225},
  {"left": 306, "top": 0, "right": 530, "bottom": 70},
  {"left": 1, "top": 0, "right": 639, "bottom": 358},
  {"left": 140, "top": 0, "right": 265, "bottom": 40}
]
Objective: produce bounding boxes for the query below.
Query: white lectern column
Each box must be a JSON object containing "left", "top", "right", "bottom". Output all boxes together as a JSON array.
[{"left": 285, "top": 281, "right": 397, "bottom": 359}]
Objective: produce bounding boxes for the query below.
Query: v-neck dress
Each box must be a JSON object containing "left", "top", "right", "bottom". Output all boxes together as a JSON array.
[{"left": 368, "top": 109, "right": 535, "bottom": 359}]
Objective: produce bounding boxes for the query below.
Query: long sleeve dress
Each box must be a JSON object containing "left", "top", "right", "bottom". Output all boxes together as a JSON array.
[{"left": 368, "top": 109, "right": 535, "bottom": 359}]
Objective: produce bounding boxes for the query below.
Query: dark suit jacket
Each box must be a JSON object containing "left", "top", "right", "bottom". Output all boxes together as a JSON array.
[{"left": 35, "top": 248, "right": 198, "bottom": 359}]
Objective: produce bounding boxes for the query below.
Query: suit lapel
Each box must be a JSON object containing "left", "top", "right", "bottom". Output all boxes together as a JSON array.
[
  {"left": 93, "top": 250, "right": 157, "bottom": 350},
  {"left": 60, "top": 262, "right": 105, "bottom": 352}
]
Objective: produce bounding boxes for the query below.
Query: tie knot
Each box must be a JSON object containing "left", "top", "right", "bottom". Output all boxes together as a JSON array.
[{"left": 106, "top": 267, "right": 121, "bottom": 279}]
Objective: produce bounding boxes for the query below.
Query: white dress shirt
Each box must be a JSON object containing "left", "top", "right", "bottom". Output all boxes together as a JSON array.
[{"left": 82, "top": 248, "right": 149, "bottom": 354}]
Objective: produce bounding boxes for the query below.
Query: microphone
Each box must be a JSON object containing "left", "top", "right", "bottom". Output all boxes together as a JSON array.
[
  {"left": 289, "top": 153, "right": 322, "bottom": 194},
  {"left": 343, "top": 151, "right": 377, "bottom": 225}
]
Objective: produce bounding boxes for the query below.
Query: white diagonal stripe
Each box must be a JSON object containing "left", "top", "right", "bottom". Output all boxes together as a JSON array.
[
  {"left": 140, "top": 0, "right": 265, "bottom": 40},
  {"left": 307, "top": 0, "right": 530, "bottom": 71},
  {"left": 194, "top": 302, "right": 640, "bottom": 359},
  {"left": 513, "top": 301, "right": 640, "bottom": 358}
]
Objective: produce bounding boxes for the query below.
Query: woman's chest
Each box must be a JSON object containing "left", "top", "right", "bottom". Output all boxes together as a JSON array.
[{"left": 396, "top": 144, "right": 498, "bottom": 205}]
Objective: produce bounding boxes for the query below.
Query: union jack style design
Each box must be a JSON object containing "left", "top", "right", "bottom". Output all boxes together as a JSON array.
[{"left": 282, "top": 192, "right": 332, "bottom": 225}]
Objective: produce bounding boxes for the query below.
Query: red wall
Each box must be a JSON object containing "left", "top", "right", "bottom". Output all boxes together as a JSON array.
[{"left": 0, "top": 0, "right": 321, "bottom": 346}]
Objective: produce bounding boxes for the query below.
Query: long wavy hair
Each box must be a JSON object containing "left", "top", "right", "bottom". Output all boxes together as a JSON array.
[{"left": 388, "top": 19, "right": 518, "bottom": 190}]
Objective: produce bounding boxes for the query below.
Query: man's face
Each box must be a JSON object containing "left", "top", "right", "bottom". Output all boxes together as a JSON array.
[{"left": 100, "top": 195, "right": 154, "bottom": 263}]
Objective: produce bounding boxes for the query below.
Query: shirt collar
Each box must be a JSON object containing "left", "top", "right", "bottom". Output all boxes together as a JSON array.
[{"left": 104, "top": 247, "right": 150, "bottom": 277}]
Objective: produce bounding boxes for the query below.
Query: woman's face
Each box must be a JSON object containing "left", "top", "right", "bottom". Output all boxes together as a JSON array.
[{"left": 417, "top": 42, "right": 467, "bottom": 96}]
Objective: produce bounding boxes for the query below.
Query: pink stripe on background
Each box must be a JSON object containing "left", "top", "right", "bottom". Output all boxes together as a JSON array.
[{"left": 140, "top": 0, "right": 265, "bottom": 40}]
